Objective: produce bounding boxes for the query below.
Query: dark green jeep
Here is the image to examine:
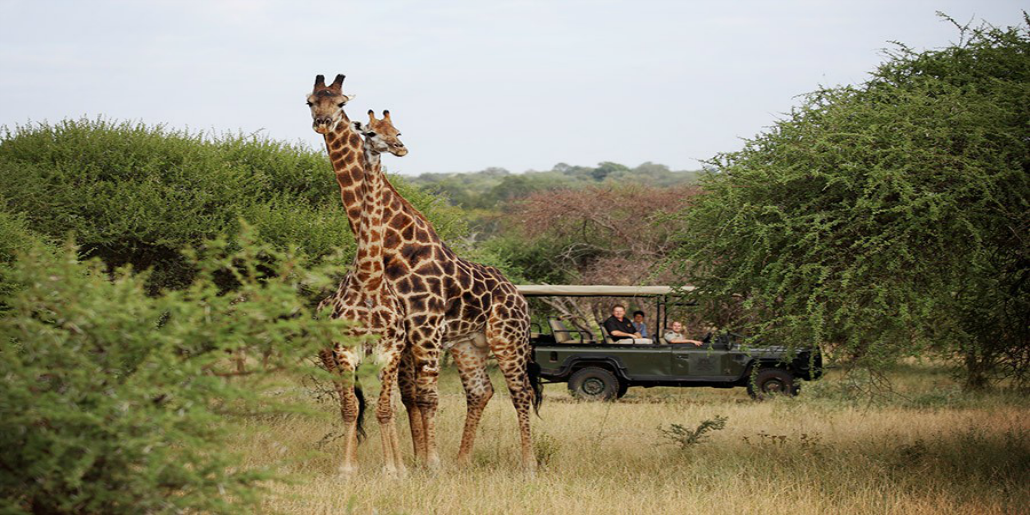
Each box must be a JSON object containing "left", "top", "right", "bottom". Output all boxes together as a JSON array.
[{"left": 518, "top": 285, "right": 822, "bottom": 401}]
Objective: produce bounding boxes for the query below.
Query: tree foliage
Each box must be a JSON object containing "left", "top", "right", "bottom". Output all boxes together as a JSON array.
[
  {"left": 0, "top": 229, "right": 355, "bottom": 514},
  {"left": 0, "top": 118, "right": 469, "bottom": 293},
  {"left": 501, "top": 185, "right": 699, "bottom": 286},
  {"left": 667, "top": 15, "right": 1030, "bottom": 388}
]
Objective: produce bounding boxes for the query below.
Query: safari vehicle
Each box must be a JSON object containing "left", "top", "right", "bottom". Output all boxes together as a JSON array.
[{"left": 518, "top": 285, "right": 822, "bottom": 401}]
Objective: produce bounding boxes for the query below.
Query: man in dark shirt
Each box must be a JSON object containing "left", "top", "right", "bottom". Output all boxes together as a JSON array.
[{"left": 603, "top": 305, "right": 651, "bottom": 344}]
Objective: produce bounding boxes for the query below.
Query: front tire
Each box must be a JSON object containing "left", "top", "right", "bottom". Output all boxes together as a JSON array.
[
  {"left": 568, "top": 367, "right": 620, "bottom": 401},
  {"left": 747, "top": 368, "right": 797, "bottom": 400}
]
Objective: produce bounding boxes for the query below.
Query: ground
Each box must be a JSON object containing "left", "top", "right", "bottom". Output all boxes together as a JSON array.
[{"left": 229, "top": 361, "right": 1029, "bottom": 515}]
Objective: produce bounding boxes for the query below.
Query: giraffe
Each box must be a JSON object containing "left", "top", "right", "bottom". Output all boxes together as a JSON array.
[
  {"left": 306, "top": 74, "right": 541, "bottom": 472},
  {"left": 308, "top": 75, "right": 408, "bottom": 475}
]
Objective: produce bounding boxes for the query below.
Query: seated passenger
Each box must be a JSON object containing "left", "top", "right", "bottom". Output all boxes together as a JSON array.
[
  {"left": 603, "top": 305, "right": 651, "bottom": 344},
  {"left": 632, "top": 310, "right": 650, "bottom": 338},
  {"left": 663, "top": 321, "right": 704, "bottom": 346}
]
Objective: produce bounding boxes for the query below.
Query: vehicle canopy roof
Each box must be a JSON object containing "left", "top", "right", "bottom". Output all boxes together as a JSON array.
[{"left": 515, "top": 285, "right": 695, "bottom": 297}]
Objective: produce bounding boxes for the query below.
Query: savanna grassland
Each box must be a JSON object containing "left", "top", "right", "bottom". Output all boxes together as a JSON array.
[{"left": 229, "top": 362, "right": 1029, "bottom": 515}]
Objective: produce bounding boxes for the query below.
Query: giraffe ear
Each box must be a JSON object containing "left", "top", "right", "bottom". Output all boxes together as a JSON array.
[
  {"left": 343, "top": 93, "right": 357, "bottom": 102},
  {"left": 314, "top": 74, "right": 326, "bottom": 88}
]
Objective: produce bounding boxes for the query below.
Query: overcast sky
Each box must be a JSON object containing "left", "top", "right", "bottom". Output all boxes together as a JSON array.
[{"left": 0, "top": 1, "right": 1023, "bottom": 175}]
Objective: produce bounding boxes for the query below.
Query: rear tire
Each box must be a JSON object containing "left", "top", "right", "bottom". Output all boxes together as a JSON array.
[
  {"left": 747, "top": 368, "right": 797, "bottom": 400},
  {"left": 568, "top": 367, "right": 619, "bottom": 402},
  {"left": 616, "top": 380, "right": 630, "bottom": 399}
]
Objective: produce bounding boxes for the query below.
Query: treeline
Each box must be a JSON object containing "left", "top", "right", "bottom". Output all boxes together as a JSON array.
[{"left": 409, "top": 161, "right": 700, "bottom": 210}]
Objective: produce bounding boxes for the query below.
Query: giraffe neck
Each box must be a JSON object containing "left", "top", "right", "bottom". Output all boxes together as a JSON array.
[
  {"left": 322, "top": 117, "right": 366, "bottom": 234},
  {"left": 353, "top": 141, "right": 387, "bottom": 290}
]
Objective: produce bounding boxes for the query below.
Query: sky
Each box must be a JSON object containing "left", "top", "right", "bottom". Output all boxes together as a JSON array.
[{"left": 0, "top": 1, "right": 1024, "bottom": 176}]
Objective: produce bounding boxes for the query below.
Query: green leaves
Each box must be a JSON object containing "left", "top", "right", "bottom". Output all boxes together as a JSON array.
[
  {"left": 668, "top": 16, "right": 1030, "bottom": 384},
  {"left": 0, "top": 228, "right": 358, "bottom": 514},
  {"left": 0, "top": 119, "right": 469, "bottom": 294}
]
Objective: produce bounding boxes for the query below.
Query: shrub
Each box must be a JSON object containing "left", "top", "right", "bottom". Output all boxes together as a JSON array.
[
  {"left": 0, "top": 118, "right": 468, "bottom": 293},
  {"left": 658, "top": 415, "right": 728, "bottom": 450},
  {"left": 0, "top": 210, "right": 52, "bottom": 307},
  {"left": 0, "top": 229, "right": 357, "bottom": 514}
]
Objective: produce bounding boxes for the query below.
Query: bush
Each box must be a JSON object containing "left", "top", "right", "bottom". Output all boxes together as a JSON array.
[
  {"left": 658, "top": 415, "right": 728, "bottom": 450},
  {"left": 0, "top": 118, "right": 468, "bottom": 293},
  {"left": 0, "top": 210, "right": 52, "bottom": 307},
  {"left": 0, "top": 229, "right": 356, "bottom": 514}
]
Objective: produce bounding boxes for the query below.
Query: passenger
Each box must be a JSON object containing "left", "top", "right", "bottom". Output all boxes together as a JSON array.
[
  {"left": 663, "top": 321, "right": 704, "bottom": 346},
  {"left": 632, "top": 310, "right": 650, "bottom": 339},
  {"left": 603, "top": 305, "right": 651, "bottom": 344}
]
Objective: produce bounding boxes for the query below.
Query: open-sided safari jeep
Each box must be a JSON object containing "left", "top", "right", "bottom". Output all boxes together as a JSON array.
[{"left": 518, "top": 285, "right": 822, "bottom": 401}]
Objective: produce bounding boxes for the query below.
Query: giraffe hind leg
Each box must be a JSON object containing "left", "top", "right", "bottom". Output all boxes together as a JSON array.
[
  {"left": 450, "top": 338, "right": 493, "bottom": 466},
  {"left": 486, "top": 317, "right": 537, "bottom": 473}
]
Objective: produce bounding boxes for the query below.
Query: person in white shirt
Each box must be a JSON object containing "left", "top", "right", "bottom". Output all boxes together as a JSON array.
[{"left": 663, "top": 321, "right": 704, "bottom": 346}]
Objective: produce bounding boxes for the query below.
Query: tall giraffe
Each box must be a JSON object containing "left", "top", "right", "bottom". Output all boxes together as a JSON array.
[
  {"left": 308, "top": 75, "right": 408, "bottom": 475},
  {"left": 307, "top": 74, "right": 541, "bottom": 472}
]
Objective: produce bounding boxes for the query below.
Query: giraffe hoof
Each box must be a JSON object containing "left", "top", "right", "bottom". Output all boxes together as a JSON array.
[
  {"left": 338, "top": 465, "right": 359, "bottom": 478},
  {"left": 383, "top": 465, "right": 408, "bottom": 478}
]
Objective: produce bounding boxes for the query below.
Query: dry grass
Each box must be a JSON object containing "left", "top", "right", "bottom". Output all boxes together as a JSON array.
[{"left": 228, "top": 362, "right": 1030, "bottom": 514}]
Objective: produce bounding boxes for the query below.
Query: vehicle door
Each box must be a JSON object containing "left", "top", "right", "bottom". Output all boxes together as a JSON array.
[
  {"left": 670, "top": 340, "right": 744, "bottom": 379},
  {"left": 617, "top": 343, "right": 674, "bottom": 379}
]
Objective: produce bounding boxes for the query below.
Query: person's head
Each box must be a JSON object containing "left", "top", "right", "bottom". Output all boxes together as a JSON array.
[
  {"left": 612, "top": 304, "right": 626, "bottom": 318},
  {"left": 671, "top": 321, "right": 684, "bottom": 333},
  {"left": 633, "top": 310, "right": 645, "bottom": 323}
]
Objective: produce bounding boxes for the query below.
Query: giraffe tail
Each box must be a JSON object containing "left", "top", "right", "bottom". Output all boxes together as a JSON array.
[
  {"left": 355, "top": 385, "right": 367, "bottom": 442},
  {"left": 527, "top": 361, "right": 543, "bottom": 416}
]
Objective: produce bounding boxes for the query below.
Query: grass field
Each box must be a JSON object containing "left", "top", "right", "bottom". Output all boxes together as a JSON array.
[{"left": 229, "top": 362, "right": 1029, "bottom": 514}]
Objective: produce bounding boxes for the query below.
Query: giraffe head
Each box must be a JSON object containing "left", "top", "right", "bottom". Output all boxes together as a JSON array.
[
  {"left": 307, "top": 74, "right": 356, "bottom": 134},
  {"left": 356, "top": 110, "right": 408, "bottom": 157}
]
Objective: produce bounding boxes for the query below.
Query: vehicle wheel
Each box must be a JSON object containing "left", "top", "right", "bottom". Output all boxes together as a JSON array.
[
  {"left": 616, "top": 380, "right": 630, "bottom": 399},
  {"left": 746, "top": 368, "right": 796, "bottom": 400},
  {"left": 568, "top": 367, "right": 620, "bottom": 402}
]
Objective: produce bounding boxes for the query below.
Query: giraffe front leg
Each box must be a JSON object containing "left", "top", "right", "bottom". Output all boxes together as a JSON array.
[
  {"left": 412, "top": 344, "right": 442, "bottom": 470},
  {"left": 450, "top": 339, "right": 494, "bottom": 467},
  {"left": 325, "top": 346, "right": 363, "bottom": 476},
  {"left": 375, "top": 342, "right": 407, "bottom": 476}
]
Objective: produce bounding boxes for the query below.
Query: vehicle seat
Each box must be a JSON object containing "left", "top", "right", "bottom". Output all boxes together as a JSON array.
[
  {"left": 548, "top": 319, "right": 575, "bottom": 344},
  {"left": 598, "top": 323, "right": 615, "bottom": 344}
]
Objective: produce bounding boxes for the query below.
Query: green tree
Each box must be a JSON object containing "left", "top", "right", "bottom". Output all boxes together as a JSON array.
[{"left": 666, "top": 15, "right": 1030, "bottom": 388}]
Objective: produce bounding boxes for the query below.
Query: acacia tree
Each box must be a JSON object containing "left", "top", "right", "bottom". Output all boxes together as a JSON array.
[
  {"left": 490, "top": 185, "right": 699, "bottom": 327},
  {"left": 666, "top": 15, "right": 1029, "bottom": 389},
  {"left": 503, "top": 185, "right": 699, "bottom": 285}
]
